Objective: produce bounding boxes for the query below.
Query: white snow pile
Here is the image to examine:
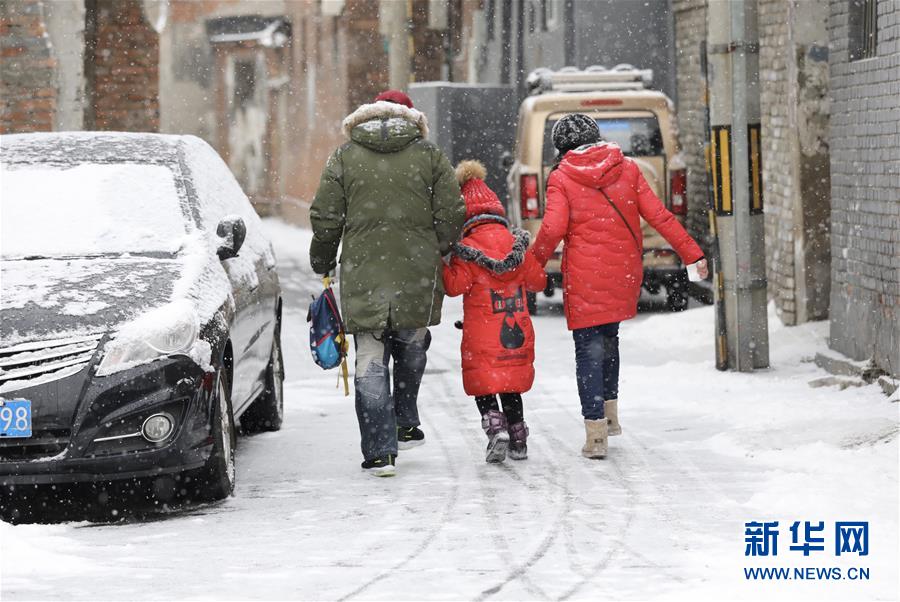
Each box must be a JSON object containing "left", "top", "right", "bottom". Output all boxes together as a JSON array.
[{"left": 0, "top": 163, "right": 187, "bottom": 259}]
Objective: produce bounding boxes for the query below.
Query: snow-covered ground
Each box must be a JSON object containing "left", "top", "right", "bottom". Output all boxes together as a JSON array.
[{"left": 1, "top": 219, "right": 897, "bottom": 601}]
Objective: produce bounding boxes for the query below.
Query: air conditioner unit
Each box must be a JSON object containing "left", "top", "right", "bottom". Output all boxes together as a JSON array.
[{"left": 527, "top": 65, "right": 654, "bottom": 95}]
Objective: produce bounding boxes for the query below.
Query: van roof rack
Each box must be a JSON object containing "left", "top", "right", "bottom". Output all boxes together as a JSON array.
[{"left": 526, "top": 65, "right": 654, "bottom": 95}]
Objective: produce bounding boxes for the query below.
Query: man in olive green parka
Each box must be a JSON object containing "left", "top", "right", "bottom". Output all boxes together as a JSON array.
[{"left": 309, "top": 91, "right": 465, "bottom": 476}]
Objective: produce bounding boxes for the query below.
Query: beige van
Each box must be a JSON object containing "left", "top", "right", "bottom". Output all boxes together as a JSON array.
[{"left": 505, "top": 66, "right": 690, "bottom": 313}]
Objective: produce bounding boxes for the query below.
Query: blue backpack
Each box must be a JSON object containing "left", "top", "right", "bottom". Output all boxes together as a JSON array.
[{"left": 307, "top": 283, "right": 350, "bottom": 395}]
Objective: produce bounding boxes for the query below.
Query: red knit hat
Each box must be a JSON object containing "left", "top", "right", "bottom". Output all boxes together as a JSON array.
[
  {"left": 456, "top": 160, "right": 506, "bottom": 219},
  {"left": 374, "top": 89, "right": 414, "bottom": 108}
]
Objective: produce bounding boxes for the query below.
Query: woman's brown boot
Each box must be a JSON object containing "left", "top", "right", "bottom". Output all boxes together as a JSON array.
[
  {"left": 605, "top": 399, "right": 622, "bottom": 436},
  {"left": 581, "top": 419, "right": 608, "bottom": 459}
]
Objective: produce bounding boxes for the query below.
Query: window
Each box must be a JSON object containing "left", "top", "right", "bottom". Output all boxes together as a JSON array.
[
  {"left": 542, "top": 115, "right": 664, "bottom": 166},
  {"left": 849, "top": 0, "right": 878, "bottom": 60}
]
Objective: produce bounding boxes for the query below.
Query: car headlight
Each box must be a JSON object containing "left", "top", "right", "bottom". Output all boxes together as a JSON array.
[{"left": 96, "top": 300, "right": 199, "bottom": 377}]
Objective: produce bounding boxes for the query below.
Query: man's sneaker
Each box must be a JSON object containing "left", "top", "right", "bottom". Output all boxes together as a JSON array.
[
  {"left": 508, "top": 421, "right": 529, "bottom": 460},
  {"left": 482, "top": 410, "right": 510, "bottom": 463},
  {"left": 397, "top": 426, "right": 425, "bottom": 450},
  {"left": 361, "top": 455, "right": 396, "bottom": 477}
]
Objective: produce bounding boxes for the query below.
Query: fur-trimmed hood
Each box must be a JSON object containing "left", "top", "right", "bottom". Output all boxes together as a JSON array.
[
  {"left": 342, "top": 101, "right": 430, "bottom": 139},
  {"left": 452, "top": 223, "right": 531, "bottom": 276}
]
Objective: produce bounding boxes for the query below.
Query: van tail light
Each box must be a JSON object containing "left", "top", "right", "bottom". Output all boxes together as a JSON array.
[
  {"left": 520, "top": 174, "right": 540, "bottom": 219},
  {"left": 670, "top": 169, "right": 687, "bottom": 216}
]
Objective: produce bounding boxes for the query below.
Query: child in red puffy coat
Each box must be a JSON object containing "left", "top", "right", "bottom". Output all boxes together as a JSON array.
[{"left": 443, "top": 161, "right": 547, "bottom": 463}]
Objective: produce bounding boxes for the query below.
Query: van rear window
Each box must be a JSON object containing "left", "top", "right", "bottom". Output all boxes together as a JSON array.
[{"left": 543, "top": 116, "right": 664, "bottom": 164}]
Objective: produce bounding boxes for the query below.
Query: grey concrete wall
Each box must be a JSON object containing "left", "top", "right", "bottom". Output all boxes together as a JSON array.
[
  {"left": 827, "top": 0, "right": 900, "bottom": 376},
  {"left": 409, "top": 82, "right": 517, "bottom": 204}
]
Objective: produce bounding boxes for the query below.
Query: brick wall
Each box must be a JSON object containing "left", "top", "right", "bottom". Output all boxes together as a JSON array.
[
  {"left": 84, "top": 0, "right": 159, "bottom": 131},
  {"left": 759, "top": 0, "right": 798, "bottom": 323},
  {"left": 827, "top": 0, "right": 900, "bottom": 376},
  {"left": 0, "top": 0, "right": 58, "bottom": 133},
  {"left": 758, "top": 0, "right": 832, "bottom": 326},
  {"left": 672, "top": 0, "right": 711, "bottom": 254}
]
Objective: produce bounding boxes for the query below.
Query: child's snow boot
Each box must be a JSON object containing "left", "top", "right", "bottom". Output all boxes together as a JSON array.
[
  {"left": 582, "top": 419, "right": 608, "bottom": 459},
  {"left": 605, "top": 399, "right": 622, "bottom": 436},
  {"left": 482, "top": 410, "right": 510, "bottom": 463},
  {"left": 507, "top": 421, "right": 529, "bottom": 460}
]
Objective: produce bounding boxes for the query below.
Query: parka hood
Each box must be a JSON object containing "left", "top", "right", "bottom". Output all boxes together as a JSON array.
[
  {"left": 452, "top": 222, "right": 531, "bottom": 280},
  {"left": 342, "top": 101, "right": 430, "bottom": 153},
  {"left": 558, "top": 141, "right": 626, "bottom": 189}
]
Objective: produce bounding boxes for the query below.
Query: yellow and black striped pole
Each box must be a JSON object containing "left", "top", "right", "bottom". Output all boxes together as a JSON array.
[{"left": 706, "top": 0, "right": 770, "bottom": 371}]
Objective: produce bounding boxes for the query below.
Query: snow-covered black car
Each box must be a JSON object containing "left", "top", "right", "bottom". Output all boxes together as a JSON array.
[{"left": 0, "top": 133, "right": 283, "bottom": 500}]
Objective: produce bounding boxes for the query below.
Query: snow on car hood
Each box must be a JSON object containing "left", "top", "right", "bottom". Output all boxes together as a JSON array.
[
  {"left": 1, "top": 229, "right": 230, "bottom": 347},
  {"left": 1, "top": 255, "right": 182, "bottom": 345}
]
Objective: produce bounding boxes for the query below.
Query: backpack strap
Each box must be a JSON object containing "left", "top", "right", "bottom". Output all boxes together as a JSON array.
[
  {"left": 598, "top": 187, "right": 641, "bottom": 253},
  {"left": 322, "top": 280, "right": 350, "bottom": 396}
]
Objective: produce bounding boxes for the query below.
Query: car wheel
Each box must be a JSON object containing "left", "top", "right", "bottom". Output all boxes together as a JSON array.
[
  {"left": 241, "top": 329, "right": 284, "bottom": 433},
  {"left": 196, "top": 370, "right": 236, "bottom": 501},
  {"left": 666, "top": 288, "right": 689, "bottom": 312},
  {"left": 526, "top": 291, "right": 538, "bottom": 316}
]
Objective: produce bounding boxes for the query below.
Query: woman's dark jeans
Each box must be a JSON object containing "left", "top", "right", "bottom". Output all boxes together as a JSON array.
[{"left": 572, "top": 322, "right": 620, "bottom": 420}]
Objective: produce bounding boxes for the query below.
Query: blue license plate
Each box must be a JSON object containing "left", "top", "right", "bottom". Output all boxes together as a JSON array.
[{"left": 0, "top": 399, "right": 32, "bottom": 438}]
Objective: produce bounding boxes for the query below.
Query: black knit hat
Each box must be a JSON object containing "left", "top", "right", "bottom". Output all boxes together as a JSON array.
[{"left": 551, "top": 113, "right": 601, "bottom": 155}]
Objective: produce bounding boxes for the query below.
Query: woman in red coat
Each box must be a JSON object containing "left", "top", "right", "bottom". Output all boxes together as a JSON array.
[
  {"left": 531, "top": 114, "right": 708, "bottom": 459},
  {"left": 443, "top": 160, "right": 547, "bottom": 463}
]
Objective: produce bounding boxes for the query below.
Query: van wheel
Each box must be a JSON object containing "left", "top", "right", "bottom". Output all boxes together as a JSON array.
[
  {"left": 241, "top": 330, "right": 284, "bottom": 433},
  {"left": 666, "top": 289, "right": 689, "bottom": 312},
  {"left": 195, "top": 371, "right": 236, "bottom": 501},
  {"left": 526, "top": 292, "right": 538, "bottom": 316}
]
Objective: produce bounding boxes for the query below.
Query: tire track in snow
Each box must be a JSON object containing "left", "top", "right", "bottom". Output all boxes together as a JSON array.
[
  {"left": 627, "top": 428, "right": 738, "bottom": 509},
  {"left": 529, "top": 380, "right": 643, "bottom": 600},
  {"left": 432, "top": 342, "right": 621, "bottom": 600},
  {"left": 335, "top": 402, "right": 462, "bottom": 602},
  {"left": 474, "top": 441, "right": 573, "bottom": 601},
  {"left": 428, "top": 363, "right": 554, "bottom": 601},
  {"left": 534, "top": 382, "right": 692, "bottom": 597}
]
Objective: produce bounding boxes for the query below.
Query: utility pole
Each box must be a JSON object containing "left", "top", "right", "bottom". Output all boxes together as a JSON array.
[
  {"left": 706, "top": 0, "right": 770, "bottom": 371},
  {"left": 380, "top": 0, "right": 410, "bottom": 91}
]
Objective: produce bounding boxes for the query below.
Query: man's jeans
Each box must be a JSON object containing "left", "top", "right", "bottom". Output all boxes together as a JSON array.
[
  {"left": 572, "top": 322, "right": 620, "bottom": 420},
  {"left": 354, "top": 328, "right": 431, "bottom": 461}
]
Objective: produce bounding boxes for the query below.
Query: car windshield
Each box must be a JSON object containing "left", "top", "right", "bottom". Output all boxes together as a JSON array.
[
  {"left": 543, "top": 115, "right": 664, "bottom": 165},
  {"left": 1, "top": 163, "right": 188, "bottom": 259}
]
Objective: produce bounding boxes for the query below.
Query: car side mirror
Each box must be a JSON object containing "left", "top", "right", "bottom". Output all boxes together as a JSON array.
[
  {"left": 216, "top": 215, "right": 246, "bottom": 261},
  {"left": 500, "top": 151, "right": 514, "bottom": 170}
]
